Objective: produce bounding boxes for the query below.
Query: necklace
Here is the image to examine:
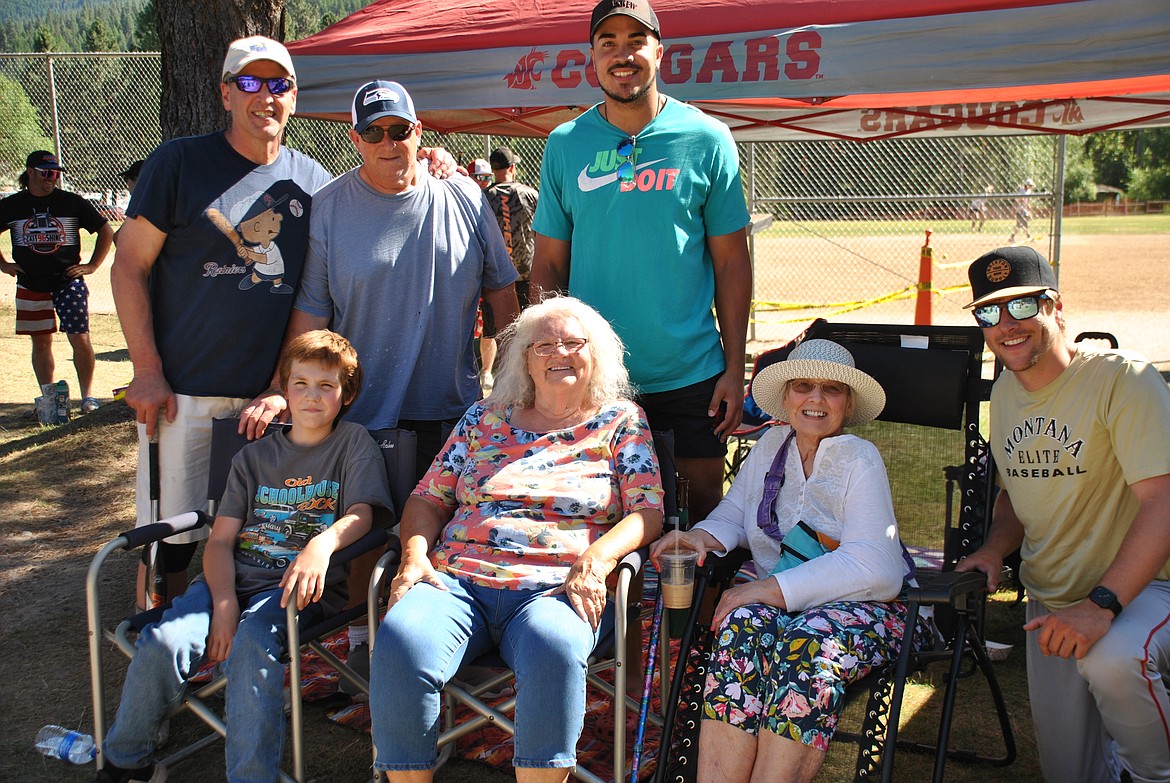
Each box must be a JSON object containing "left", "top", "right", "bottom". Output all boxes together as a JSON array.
[{"left": 601, "top": 94, "right": 665, "bottom": 134}]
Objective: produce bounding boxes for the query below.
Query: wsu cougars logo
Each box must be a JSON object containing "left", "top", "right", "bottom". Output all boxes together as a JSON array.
[{"left": 505, "top": 47, "right": 547, "bottom": 90}]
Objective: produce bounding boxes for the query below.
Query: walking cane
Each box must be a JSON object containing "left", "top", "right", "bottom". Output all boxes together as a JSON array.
[{"left": 630, "top": 589, "right": 665, "bottom": 782}]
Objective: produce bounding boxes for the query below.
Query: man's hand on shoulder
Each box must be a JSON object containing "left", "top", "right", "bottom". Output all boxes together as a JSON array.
[
  {"left": 418, "top": 147, "right": 456, "bottom": 179},
  {"left": 239, "top": 389, "right": 288, "bottom": 440},
  {"left": 1024, "top": 600, "right": 1113, "bottom": 659}
]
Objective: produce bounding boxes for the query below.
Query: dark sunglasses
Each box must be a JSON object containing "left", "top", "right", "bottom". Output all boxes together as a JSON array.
[
  {"left": 228, "top": 75, "right": 295, "bottom": 95},
  {"left": 34, "top": 167, "right": 61, "bottom": 178},
  {"left": 972, "top": 293, "right": 1052, "bottom": 328},
  {"left": 473, "top": 174, "right": 491, "bottom": 182},
  {"left": 358, "top": 123, "right": 415, "bottom": 144},
  {"left": 616, "top": 136, "right": 636, "bottom": 192}
]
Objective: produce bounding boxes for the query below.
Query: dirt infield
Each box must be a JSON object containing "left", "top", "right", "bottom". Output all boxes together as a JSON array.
[{"left": 747, "top": 232, "right": 1170, "bottom": 370}]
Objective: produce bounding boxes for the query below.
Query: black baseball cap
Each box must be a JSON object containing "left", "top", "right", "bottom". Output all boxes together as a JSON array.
[
  {"left": 119, "top": 160, "right": 144, "bottom": 180},
  {"left": 590, "top": 0, "right": 660, "bottom": 41},
  {"left": 966, "top": 246, "right": 1058, "bottom": 308},
  {"left": 489, "top": 147, "right": 520, "bottom": 170},
  {"left": 27, "top": 150, "right": 64, "bottom": 170}
]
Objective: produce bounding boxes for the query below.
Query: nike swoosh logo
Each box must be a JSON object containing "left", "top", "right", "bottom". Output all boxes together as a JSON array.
[{"left": 577, "top": 159, "right": 668, "bottom": 192}]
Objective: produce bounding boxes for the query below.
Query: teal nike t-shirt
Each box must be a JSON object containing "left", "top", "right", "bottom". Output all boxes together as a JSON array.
[{"left": 534, "top": 97, "right": 750, "bottom": 393}]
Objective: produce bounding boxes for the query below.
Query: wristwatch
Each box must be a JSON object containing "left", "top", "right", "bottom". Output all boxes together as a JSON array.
[{"left": 1087, "top": 585, "right": 1123, "bottom": 618}]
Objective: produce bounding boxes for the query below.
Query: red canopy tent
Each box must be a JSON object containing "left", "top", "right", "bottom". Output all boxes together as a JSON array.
[{"left": 287, "top": 0, "right": 1170, "bottom": 140}]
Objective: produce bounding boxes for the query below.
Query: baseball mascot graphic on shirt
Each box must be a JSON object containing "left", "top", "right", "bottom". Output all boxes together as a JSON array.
[{"left": 206, "top": 190, "right": 292, "bottom": 294}]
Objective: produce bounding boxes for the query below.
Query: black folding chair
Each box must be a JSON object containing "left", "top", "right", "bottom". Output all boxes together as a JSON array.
[
  {"left": 87, "top": 419, "right": 409, "bottom": 782},
  {"left": 655, "top": 320, "right": 1016, "bottom": 783}
]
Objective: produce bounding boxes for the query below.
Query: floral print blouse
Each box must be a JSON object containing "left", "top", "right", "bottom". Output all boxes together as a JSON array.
[{"left": 415, "top": 399, "right": 664, "bottom": 590}]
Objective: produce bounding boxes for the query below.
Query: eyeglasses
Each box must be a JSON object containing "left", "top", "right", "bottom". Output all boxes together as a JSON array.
[
  {"left": 616, "top": 136, "right": 637, "bottom": 192},
  {"left": 789, "top": 380, "right": 848, "bottom": 396},
  {"left": 358, "top": 123, "right": 415, "bottom": 144},
  {"left": 227, "top": 75, "right": 295, "bottom": 95},
  {"left": 972, "top": 293, "right": 1052, "bottom": 328},
  {"left": 34, "top": 167, "right": 60, "bottom": 179},
  {"left": 530, "top": 338, "right": 588, "bottom": 357}
]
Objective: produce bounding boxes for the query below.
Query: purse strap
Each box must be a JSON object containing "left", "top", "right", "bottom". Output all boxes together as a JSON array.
[{"left": 756, "top": 429, "right": 797, "bottom": 543}]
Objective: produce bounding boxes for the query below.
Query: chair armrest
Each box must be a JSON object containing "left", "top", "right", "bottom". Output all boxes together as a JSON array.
[
  {"left": 701, "top": 547, "right": 753, "bottom": 582},
  {"left": 906, "top": 570, "right": 987, "bottom": 608},
  {"left": 615, "top": 547, "right": 646, "bottom": 579},
  {"left": 119, "top": 511, "right": 211, "bottom": 550},
  {"left": 328, "top": 528, "right": 394, "bottom": 568}
]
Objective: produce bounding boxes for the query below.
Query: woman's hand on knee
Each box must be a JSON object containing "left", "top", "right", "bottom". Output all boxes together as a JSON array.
[
  {"left": 387, "top": 558, "right": 449, "bottom": 610},
  {"left": 711, "top": 578, "right": 785, "bottom": 629}
]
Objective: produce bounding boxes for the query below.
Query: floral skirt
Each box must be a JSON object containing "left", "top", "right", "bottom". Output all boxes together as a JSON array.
[{"left": 702, "top": 600, "right": 930, "bottom": 751}]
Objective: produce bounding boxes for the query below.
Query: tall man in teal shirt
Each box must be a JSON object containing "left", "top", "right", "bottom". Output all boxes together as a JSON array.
[{"left": 531, "top": 0, "right": 751, "bottom": 522}]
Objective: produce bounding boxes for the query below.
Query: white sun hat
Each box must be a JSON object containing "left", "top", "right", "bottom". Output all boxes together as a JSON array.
[{"left": 751, "top": 339, "right": 886, "bottom": 426}]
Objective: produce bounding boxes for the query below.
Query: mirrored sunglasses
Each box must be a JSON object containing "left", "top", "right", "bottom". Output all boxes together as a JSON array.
[
  {"left": 616, "top": 136, "right": 636, "bottom": 192},
  {"left": 972, "top": 293, "right": 1051, "bottom": 328},
  {"left": 228, "top": 75, "right": 295, "bottom": 95},
  {"left": 358, "top": 123, "right": 414, "bottom": 144},
  {"left": 35, "top": 167, "right": 60, "bottom": 178},
  {"left": 473, "top": 174, "right": 491, "bottom": 182},
  {"left": 530, "top": 338, "right": 588, "bottom": 357}
]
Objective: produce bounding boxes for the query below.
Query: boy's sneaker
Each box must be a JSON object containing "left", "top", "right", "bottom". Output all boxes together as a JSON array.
[{"left": 93, "top": 761, "right": 167, "bottom": 782}]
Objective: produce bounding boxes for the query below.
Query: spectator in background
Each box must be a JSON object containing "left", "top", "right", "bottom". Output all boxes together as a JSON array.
[
  {"left": 470, "top": 158, "right": 492, "bottom": 190},
  {"left": 1010, "top": 178, "right": 1035, "bottom": 243},
  {"left": 113, "top": 160, "right": 144, "bottom": 247},
  {"left": 0, "top": 150, "right": 114, "bottom": 417},
  {"left": 486, "top": 146, "right": 539, "bottom": 310}
]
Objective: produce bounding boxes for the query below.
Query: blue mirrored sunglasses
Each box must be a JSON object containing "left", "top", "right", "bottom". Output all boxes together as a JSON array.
[
  {"left": 228, "top": 75, "right": 294, "bottom": 95},
  {"left": 972, "top": 293, "right": 1051, "bottom": 328},
  {"left": 616, "top": 136, "right": 636, "bottom": 192}
]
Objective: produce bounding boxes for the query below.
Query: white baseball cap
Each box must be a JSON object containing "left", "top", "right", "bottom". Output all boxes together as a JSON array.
[{"left": 222, "top": 36, "right": 296, "bottom": 81}]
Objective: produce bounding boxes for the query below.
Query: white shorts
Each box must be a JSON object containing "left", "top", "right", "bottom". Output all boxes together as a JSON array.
[{"left": 135, "top": 393, "right": 249, "bottom": 544}]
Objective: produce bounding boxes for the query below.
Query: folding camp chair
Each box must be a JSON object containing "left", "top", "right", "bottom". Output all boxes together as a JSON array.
[
  {"left": 86, "top": 419, "right": 413, "bottom": 782},
  {"left": 654, "top": 320, "right": 1016, "bottom": 783},
  {"left": 367, "top": 430, "right": 680, "bottom": 783}
]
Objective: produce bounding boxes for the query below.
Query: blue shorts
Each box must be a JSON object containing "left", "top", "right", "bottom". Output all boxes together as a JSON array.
[{"left": 15, "top": 279, "right": 90, "bottom": 335}]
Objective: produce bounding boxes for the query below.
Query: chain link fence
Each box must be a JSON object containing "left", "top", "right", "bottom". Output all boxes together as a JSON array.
[{"left": 1, "top": 52, "right": 1056, "bottom": 340}]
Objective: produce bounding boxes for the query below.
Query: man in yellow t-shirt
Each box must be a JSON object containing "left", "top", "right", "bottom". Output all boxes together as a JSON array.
[{"left": 958, "top": 245, "right": 1170, "bottom": 783}]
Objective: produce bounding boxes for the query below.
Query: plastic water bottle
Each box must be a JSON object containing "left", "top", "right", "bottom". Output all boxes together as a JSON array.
[
  {"left": 35, "top": 725, "right": 96, "bottom": 764},
  {"left": 53, "top": 379, "right": 70, "bottom": 423}
]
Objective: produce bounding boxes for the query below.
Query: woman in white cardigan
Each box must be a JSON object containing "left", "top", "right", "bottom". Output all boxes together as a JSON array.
[{"left": 651, "top": 339, "right": 927, "bottom": 783}]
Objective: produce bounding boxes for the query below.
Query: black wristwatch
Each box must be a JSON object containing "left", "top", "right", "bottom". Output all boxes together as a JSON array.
[{"left": 1088, "top": 585, "right": 1123, "bottom": 618}]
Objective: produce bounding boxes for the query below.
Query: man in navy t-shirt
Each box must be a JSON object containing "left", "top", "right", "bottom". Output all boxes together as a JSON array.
[{"left": 110, "top": 35, "right": 333, "bottom": 611}]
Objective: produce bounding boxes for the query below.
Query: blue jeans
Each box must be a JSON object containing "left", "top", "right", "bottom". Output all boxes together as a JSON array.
[
  {"left": 370, "top": 572, "right": 610, "bottom": 770},
  {"left": 102, "top": 579, "right": 322, "bottom": 783}
]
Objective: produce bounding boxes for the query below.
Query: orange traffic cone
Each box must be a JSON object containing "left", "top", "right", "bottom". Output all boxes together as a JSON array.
[{"left": 915, "top": 230, "right": 933, "bottom": 325}]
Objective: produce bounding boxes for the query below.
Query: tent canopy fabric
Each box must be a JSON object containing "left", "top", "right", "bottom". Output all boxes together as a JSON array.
[{"left": 287, "top": 0, "right": 1170, "bottom": 139}]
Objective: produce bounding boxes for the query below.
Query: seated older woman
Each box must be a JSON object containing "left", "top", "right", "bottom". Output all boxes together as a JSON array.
[
  {"left": 370, "top": 296, "right": 664, "bottom": 783},
  {"left": 651, "top": 339, "right": 928, "bottom": 783}
]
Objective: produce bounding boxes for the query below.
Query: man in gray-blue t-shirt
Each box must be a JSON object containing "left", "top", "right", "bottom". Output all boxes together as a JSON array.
[{"left": 249, "top": 79, "right": 519, "bottom": 479}]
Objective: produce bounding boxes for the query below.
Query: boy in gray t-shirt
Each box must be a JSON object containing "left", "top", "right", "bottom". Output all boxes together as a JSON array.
[{"left": 97, "top": 330, "right": 392, "bottom": 783}]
